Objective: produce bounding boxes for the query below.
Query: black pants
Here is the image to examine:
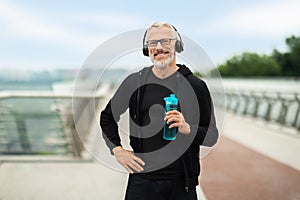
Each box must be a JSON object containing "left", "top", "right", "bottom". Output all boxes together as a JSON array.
[{"left": 124, "top": 175, "right": 197, "bottom": 200}]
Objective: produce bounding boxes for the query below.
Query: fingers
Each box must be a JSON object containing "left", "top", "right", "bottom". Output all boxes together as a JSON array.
[
  {"left": 164, "top": 110, "right": 182, "bottom": 121},
  {"left": 114, "top": 147, "right": 145, "bottom": 174},
  {"left": 168, "top": 122, "right": 180, "bottom": 129},
  {"left": 165, "top": 116, "right": 181, "bottom": 124},
  {"left": 165, "top": 110, "right": 181, "bottom": 116},
  {"left": 124, "top": 164, "right": 134, "bottom": 174},
  {"left": 164, "top": 111, "right": 191, "bottom": 134},
  {"left": 124, "top": 156, "right": 144, "bottom": 174},
  {"left": 133, "top": 156, "right": 145, "bottom": 166},
  {"left": 129, "top": 159, "right": 144, "bottom": 172},
  {"left": 164, "top": 111, "right": 183, "bottom": 126}
]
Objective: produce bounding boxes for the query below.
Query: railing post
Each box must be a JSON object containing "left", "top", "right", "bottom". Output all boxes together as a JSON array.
[
  {"left": 293, "top": 94, "right": 300, "bottom": 131},
  {"left": 252, "top": 93, "right": 260, "bottom": 118},
  {"left": 264, "top": 95, "right": 273, "bottom": 122},
  {"left": 233, "top": 92, "right": 241, "bottom": 114},
  {"left": 242, "top": 93, "right": 250, "bottom": 116},
  {"left": 14, "top": 113, "right": 31, "bottom": 153}
]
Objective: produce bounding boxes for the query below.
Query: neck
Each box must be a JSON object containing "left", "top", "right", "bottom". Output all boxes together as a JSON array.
[{"left": 152, "top": 63, "right": 179, "bottom": 79}]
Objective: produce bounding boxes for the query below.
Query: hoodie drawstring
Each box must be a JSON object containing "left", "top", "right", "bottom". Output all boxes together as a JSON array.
[{"left": 181, "top": 156, "right": 190, "bottom": 192}]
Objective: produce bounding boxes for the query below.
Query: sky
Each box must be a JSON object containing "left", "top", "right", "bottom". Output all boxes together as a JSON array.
[{"left": 0, "top": 0, "right": 299, "bottom": 71}]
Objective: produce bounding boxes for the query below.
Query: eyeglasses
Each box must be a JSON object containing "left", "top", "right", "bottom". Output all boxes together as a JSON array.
[{"left": 146, "top": 38, "right": 176, "bottom": 47}]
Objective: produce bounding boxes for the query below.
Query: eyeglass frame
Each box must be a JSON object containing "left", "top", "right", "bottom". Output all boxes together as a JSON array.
[{"left": 146, "top": 38, "right": 177, "bottom": 47}]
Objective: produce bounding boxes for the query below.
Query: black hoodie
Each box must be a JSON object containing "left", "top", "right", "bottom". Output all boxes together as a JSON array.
[{"left": 100, "top": 64, "right": 218, "bottom": 190}]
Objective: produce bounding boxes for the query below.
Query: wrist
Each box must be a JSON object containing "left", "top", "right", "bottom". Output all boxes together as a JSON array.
[
  {"left": 112, "top": 146, "right": 123, "bottom": 155},
  {"left": 182, "top": 122, "right": 191, "bottom": 135}
]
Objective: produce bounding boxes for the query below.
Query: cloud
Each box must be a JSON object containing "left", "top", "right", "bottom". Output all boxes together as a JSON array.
[
  {"left": 76, "top": 12, "right": 144, "bottom": 29},
  {"left": 0, "top": 1, "right": 145, "bottom": 54},
  {"left": 0, "top": 1, "right": 68, "bottom": 40},
  {"left": 205, "top": 0, "right": 300, "bottom": 38}
]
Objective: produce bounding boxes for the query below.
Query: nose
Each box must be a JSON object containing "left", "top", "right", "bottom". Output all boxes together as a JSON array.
[{"left": 156, "top": 41, "right": 164, "bottom": 49}]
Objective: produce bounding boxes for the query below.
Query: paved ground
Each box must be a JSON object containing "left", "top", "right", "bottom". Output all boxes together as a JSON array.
[
  {"left": 0, "top": 158, "right": 128, "bottom": 200},
  {"left": 1, "top": 110, "right": 300, "bottom": 200},
  {"left": 200, "top": 135, "right": 300, "bottom": 200},
  {"left": 199, "top": 111, "right": 300, "bottom": 200},
  {"left": 0, "top": 157, "right": 206, "bottom": 200}
]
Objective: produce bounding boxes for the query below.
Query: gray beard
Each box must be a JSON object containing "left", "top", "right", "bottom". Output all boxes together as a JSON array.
[{"left": 150, "top": 52, "right": 174, "bottom": 69}]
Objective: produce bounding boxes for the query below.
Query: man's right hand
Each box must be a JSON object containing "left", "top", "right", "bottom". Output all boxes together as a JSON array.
[{"left": 112, "top": 146, "right": 145, "bottom": 174}]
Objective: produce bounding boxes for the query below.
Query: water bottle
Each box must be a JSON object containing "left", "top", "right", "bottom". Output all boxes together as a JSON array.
[{"left": 163, "top": 94, "right": 178, "bottom": 140}]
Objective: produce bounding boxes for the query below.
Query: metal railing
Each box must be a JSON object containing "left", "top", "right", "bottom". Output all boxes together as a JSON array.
[
  {"left": 0, "top": 91, "right": 105, "bottom": 157},
  {"left": 214, "top": 90, "right": 300, "bottom": 131}
]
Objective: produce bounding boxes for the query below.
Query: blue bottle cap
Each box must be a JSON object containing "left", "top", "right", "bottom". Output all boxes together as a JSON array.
[{"left": 169, "top": 94, "right": 178, "bottom": 105}]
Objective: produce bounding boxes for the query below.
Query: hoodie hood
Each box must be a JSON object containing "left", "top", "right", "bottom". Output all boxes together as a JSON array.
[{"left": 177, "top": 64, "right": 193, "bottom": 77}]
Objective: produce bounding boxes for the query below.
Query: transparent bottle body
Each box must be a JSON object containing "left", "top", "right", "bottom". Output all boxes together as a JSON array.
[{"left": 163, "top": 104, "right": 178, "bottom": 140}]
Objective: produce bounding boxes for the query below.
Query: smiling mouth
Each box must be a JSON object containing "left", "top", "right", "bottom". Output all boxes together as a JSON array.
[{"left": 154, "top": 51, "right": 169, "bottom": 57}]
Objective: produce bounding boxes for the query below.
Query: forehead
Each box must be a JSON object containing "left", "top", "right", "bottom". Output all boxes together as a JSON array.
[{"left": 147, "top": 27, "right": 175, "bottom": 40}]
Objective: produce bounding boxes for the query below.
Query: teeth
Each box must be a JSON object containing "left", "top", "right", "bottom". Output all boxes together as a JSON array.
[{"left": 155, "top": 52, "right": 166, "bottom": 55}]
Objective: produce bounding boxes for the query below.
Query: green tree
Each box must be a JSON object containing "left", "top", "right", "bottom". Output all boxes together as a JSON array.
[
  {"left": 272, "top": 35, "right": 300, "bottom": 76},
  {"left": 218, "top": 52, "right": 280, "bottom": 77}
]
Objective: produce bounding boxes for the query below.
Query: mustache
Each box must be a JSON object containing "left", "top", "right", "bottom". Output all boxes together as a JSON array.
[{"left": 153, "top": 49, "right": 170, "bottom": 56}]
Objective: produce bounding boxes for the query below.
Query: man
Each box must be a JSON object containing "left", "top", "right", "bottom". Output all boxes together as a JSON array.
[{"left": 100, "top": 22, "right": 218, "bottom": 200}]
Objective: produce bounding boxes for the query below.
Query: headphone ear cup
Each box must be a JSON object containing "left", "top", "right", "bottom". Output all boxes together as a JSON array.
[
  {"left": 143, "top": 44, "right": 149, "bottom": 56},
  {"left": 175, "top": 40, "right": 184, "bottom": 53},
  {"left": 142, "top": 29, "right": 149, "bottom": 57}
]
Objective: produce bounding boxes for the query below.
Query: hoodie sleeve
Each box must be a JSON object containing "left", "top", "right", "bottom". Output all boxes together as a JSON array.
[
  {"left": 190, "top": 77, "right": 219, "bottom": 147},
  {"left": 100, "top": 73, "right": 135, "bottom": 153}
]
